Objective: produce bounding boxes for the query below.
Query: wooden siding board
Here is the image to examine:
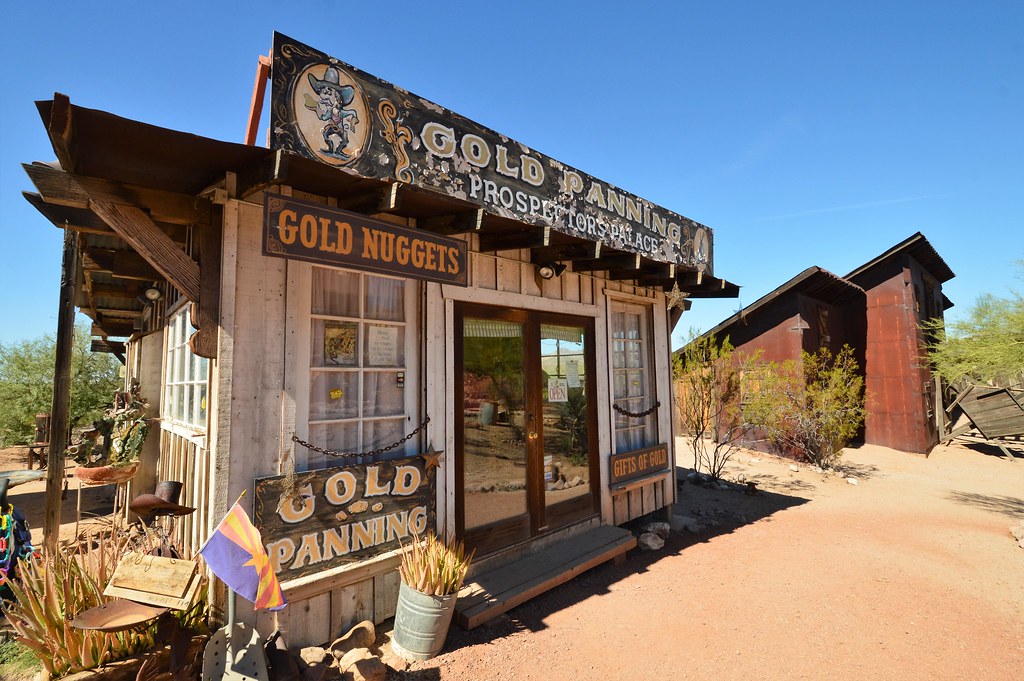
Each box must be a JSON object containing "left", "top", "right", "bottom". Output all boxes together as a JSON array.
[
  {"left": 330, "top": 580, "right": 373, "bottom": 642},
  {"left": 373, "top": 570, "right": 401, "bottom": 625}
]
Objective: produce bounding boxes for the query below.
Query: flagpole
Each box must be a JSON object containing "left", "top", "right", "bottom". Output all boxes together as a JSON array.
[{"left": 198, "top": 489, "right": 248, "bottom": 554}]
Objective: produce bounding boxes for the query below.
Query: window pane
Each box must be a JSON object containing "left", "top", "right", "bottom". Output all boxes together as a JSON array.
[
  {"left": 366, "top": 276, "right": 405, "bottom": 321},
  {"left": 363, "top": 419, "right": 405, "bottom": 454},
  {"left": 628, "top": 370, "right": 645, "bottom": 397},
  {"left": 308, "top": 423, "right": 359, "bottom": 468},
  {"left": 363, "top": 372, "right": 404, "bottom": 417},
  {"left": 312, "top": 320, "right": 360, "bottom": 367},
  {"left": 309, "top": 371, "right": 359, "bottom": 420},
  {"left": 312, "top": 268, "right": 360, "bottom": 317},
  {"left": 626, "top": 341, "right": 642, "bottom": 368},
  {"left": 363, "top": 325, "right": 404, "bottom": 367}
]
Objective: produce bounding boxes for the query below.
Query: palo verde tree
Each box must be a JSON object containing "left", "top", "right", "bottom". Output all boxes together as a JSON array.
[
  {"left": 743, "top": 345, "right": 865, "bottom": 469},
  {"left": 922, "top": 264, "right": 1024, "bottom": 387},
  {"left": 0, "top": 323, "right": 122, "bottom": 447},
  {"left": 674, "top": 333, "right": 758, "bottom": 480}
]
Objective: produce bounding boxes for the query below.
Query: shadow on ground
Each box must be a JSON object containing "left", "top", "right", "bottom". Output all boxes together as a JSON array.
[
  {"left": 947, "top": 490, "right": 1024, "bottom": 519},
  {"left": 423, "top": 469, "right": 810, "bottom": 659},
  {"left": 957, "top": 438, "right": 1024, "bottom": 461}
]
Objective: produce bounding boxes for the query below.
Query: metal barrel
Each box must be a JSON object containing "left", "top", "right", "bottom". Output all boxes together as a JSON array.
[{"left": 391, "top": 582, "right": 458, "bottom": 661}]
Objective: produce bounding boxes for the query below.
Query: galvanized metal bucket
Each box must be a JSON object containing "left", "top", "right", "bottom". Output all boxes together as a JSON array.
[{"left": 391, "top": 582, "right": 458, "bottom": 662}]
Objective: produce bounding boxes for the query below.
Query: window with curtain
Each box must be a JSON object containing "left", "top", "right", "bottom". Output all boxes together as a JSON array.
[
  {"left": 610, "top": 301, "right": 657, "bottom": 453},
  {"left": 307, "top": 266, "right": 412, "bottom": 469},
  {"left": 164, "top": 306, "right": 209, "bottom": 429}
]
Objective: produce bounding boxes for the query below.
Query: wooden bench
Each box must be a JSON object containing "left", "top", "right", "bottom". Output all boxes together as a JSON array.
[
  {"left": 7, "top": 443, "right": 47, "bottom": 469},
  {"left": 454, "top": 524, "right": 636, "bottom": 629}
]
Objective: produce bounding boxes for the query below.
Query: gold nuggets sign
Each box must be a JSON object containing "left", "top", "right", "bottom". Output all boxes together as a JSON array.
[
  {"left": 608, "top": 444, "right": 670, "bottom": 485},
  {"left": 253, "top": 454, "right": 436, "bottom": 582},
  {"left": 263, "top": 195, "right": 468, "bottom": 286}
]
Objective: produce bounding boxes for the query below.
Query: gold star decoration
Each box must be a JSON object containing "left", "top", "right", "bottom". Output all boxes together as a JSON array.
[
  {"left": 666, "top": 282, "right": 689, "bottom": 310},
  {"left": 420, "top": 447, "right": 444, "bottom": 473}
]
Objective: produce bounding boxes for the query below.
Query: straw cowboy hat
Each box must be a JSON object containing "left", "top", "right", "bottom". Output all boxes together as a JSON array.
[
  {"left": 129, "top": 481, "right": 195, "bottom": 517},
  {"left": 307, "top": 66, "right": 356, "bottom": 106}
]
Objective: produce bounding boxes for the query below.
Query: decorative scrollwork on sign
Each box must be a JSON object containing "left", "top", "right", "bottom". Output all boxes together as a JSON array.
[
  {"left": 377, "top": 98, "right": 415, "bottom": 183},
  {"left": 265, "top": 236, "right": 284, "bottom": 255}
]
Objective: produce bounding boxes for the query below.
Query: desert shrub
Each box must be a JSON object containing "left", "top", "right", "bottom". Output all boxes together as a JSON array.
[
  {"left": 743, "top": 345, "right": 865, "bottom": 468},
  {"left": 675, "top": 334, "right": 758, "bottom": 479},
  {"left": 922, "top": 284, "right": 1024, "bottom": 387}
]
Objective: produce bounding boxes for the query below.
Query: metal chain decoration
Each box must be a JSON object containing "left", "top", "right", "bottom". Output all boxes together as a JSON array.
[
  {"left": 292, "top": 416, "right": 431, "bottom": 459},
  {"left": 612, "top": 401, "right": 661, "bottom": 419}
]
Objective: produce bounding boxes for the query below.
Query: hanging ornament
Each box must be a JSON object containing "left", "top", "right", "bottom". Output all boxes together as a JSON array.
[{"left": 666, "top": 282, "right": 689, "bottom": 310}]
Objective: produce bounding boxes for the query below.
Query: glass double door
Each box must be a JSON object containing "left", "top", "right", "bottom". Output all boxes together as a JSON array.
[{"left": 455, "top": 304, "right": 598, "bottom": 556}]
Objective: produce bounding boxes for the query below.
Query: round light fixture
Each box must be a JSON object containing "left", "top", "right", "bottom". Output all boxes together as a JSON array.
[
  {"left": 538, "top": 264, "right": 556, "bottom": 280},
  {"left": 143, "top": 286, "right": 163, "bottom": 301}
]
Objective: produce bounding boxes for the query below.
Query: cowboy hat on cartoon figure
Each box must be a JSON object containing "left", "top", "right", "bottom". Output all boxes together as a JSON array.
[{"left": 306, "top": 66, "right": 360, "bottom": 159}]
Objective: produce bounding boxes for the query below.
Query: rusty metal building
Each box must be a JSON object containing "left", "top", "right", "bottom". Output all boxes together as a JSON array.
[{"left": 689, "top": 233, "right": 954, "bottom": 454}]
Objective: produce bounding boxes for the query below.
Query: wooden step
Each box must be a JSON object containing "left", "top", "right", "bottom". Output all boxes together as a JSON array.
[{"left": 454, "top": 525, "right": 636, "bottom": 629}]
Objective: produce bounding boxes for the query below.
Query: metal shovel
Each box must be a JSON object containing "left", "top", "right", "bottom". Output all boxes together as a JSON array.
[{"left": 201, "top": 591, "right": 269, "bottom": 681}]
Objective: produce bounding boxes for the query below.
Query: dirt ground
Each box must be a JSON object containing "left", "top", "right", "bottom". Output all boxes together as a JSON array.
[
  {"left": 390, "top": 439, "right": 1024, "bottom": 680},
  {"left": 2, "top": 440, "right": 1023, "bottom": 680}
]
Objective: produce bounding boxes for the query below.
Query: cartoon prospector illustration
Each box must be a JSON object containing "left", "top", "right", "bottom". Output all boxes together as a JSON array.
[{"left": 305, "top": 66, "right": 359, "bottom": 160}]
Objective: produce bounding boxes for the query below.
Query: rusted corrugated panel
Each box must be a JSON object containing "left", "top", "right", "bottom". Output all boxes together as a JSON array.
[{"left": 862, "top": 270, "right": 936, "bottom": 453}]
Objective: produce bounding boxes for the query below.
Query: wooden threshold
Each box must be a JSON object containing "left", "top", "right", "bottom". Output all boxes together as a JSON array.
[{"left": 454, "top": 524, "right": 636, "bottom": 630}]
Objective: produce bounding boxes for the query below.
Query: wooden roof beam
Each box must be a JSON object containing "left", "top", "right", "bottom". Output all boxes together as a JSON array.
[
  {"left": 84, "top": 248, "right": 162, "bottom": 282},
  {"left": 91, "top": 319, "right": 135, "bottom": 339},
  {"left": 236, "top": 148, "right": 291, "bottom": 199},
  {"left": 46, "top": 93, "right": 78, "bottom": 175},
  {"left": 571, "top": 253, "right": 641, "bottom": 273},
  {"left": 24, "top": 192, "right": 188, "bottom": 242},
  {"left": 419, "top": 208, "right": 484, "bottom": 235},
  {"left": 90, "top": 338, "right": 126, "bottom": 364},
  {"left": 529, "top": 241, "right": 601, "bottom": 265},
  {"left": 23, "top": 162, "right": 210, "bottom": 226},
  {"left": 479, "top": 226, "right": 551, "bottom": 252},
  {"left": 336, "top": 181, "right": 402, "bottom": 214},
  {"left": 89, "top": 199, "right": 201, "bottom": 302}
]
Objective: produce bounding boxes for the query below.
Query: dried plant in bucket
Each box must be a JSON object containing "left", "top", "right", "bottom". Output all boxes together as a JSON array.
[{"left": 398, "top": 531, "right": 474, "bottom": 596}]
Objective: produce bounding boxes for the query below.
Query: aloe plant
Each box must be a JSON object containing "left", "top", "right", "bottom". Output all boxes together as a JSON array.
[
  {"left": 2, "top": 537, "right": 154, "bottom": 676},
  {"left": 398, "top": 532, "right": 474, "bottom": 596},
  {"left": 2, "top": 535, "right": 207, "bottom": 677}
]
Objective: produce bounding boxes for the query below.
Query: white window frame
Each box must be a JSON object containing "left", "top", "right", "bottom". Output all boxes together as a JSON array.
[
  {"left": 297, "top": 264, "right": 421, "bottom": 470},
  {"left": 162, "top": 304, "right": 210, "bottom": 432},
  {"left": 608, "top": 298, "right": 658, "bottom": 453}
]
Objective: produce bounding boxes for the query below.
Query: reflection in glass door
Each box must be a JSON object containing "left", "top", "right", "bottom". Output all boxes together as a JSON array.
[
  {"left": 459, "top": 313, "right": 530, "bottom": 553},
  {"left": 456, "top": 304, "right": 598, "bottom": 557},
  {"left": 540, "top": 324, "right": 594, "bottom": 530}
]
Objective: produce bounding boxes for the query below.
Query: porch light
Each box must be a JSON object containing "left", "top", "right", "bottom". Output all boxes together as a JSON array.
[
  {"left": 537, "top": 262, "right": 567, "bottom": 280},
  {"left": 142, "top": 285, "right": 164, "bottom": 301}
]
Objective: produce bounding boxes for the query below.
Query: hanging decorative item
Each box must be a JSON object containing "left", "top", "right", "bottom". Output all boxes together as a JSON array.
[
  {"left": 666, "top": 282, "right": 689, "bottom": 310},
  {"left": 612, "top": 401, "right": 661, "bottom": 419},
  {"left": 291, "top": 416, "right": 431, "bottom": 460},
  {"left": 71, "top": 382, "right": 150, "bottom": 485}
]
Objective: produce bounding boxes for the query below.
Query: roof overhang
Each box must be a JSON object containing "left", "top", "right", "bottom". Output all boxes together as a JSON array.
[{"left": 25, "top": 94, "right": 739, "bottom": 351}]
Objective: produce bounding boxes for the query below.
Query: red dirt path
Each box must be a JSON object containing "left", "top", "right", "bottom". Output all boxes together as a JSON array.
[{"left": 390, "top": 441, "right": 1024, "bottom": 680}]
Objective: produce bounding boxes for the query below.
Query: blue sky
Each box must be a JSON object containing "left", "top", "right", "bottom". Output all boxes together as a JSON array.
[{"left": 2, "top": 1, "right": 1021, "bottom": 349}]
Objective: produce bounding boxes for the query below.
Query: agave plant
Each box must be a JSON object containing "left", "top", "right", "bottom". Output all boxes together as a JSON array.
[
  {"left": 2, "top": 534, "right": 208, "bottom": 677},
  {"left": 398, "top": 531, "right": 474, "bottom": 597},
  {"left": 2, "top": 536, "right": 155, "bottom": 676}
]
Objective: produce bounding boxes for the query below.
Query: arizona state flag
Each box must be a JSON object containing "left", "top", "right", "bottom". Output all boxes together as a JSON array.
[{"left": 200, "top": 501, "right": 286, "bottom": 611}]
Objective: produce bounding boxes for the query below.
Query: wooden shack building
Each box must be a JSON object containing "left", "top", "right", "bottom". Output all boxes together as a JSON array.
[
  {"left": 689, "top": 232, "right": 953, "bottom": 455},
  {"left": 23, "top": 33, "right": 737, "bottom": 643}
]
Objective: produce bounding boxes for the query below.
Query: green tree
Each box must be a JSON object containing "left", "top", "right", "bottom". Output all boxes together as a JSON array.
[
  {"left": 0, "top": 324, "right": 122, "bottom": 446},
  {"left": 675, "top": 333, "right": 758, "bottom": 480},
  {"left": 922, "top": 268, "right": 1024, "bottom": 386},
  {"left": 744, "top": 345, "right": 865, "bottom": 468}
]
